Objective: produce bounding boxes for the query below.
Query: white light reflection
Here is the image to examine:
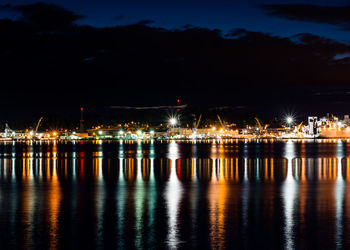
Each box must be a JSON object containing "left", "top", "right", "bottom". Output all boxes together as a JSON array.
[
  {"left": 165, "top": 141, "right": 182, "bottom": 249},
  {"left": 71, "top": 141, "right": 77, "bottom": 181},
  {"left": 282, "top": 140, "right": 297, "bottom": 250},
  {"left": 117, "top": 140, "right": 126, "bottom": 248},
  {"left": 190, "top": 141, "right": 198, "bottom": 234},
  {"left": 149, "top": 140, "right": 155, "bottom": 182},
  {"left": 148, "top": 140, "right": 156, "bottom": 239},
  {"left": 192, "top": 141, "right": 197, "bottom": 181},
  {"left": 11, "top": 141, "right": 15, "bottom": 180},
  {"left": 72, "top": 151, "right": 76, "bottom": 181},
  {"left": 136, "top": 140, "right": 143, "bottom": 182},
  {"left": 11, "top": 153, "right": 15, "bottom": 181},
  {"left": 135, "top": 141, "right": 145, "bottom": 249},
  {"left": 95, "top": 142, "right": 104, "bottom": 248},
  {"left": 118, "top": 140, "right": 124, "bottom": 182},
  {"left": 335, "top": 140, "right": 344, "bottom": 249}
]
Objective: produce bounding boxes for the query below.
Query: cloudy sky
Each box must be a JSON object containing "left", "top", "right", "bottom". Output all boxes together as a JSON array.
[
  {"left": 2, "top": 0, "right": 350, "bottom": 40},
  {"left": 2, "top": 1, "right": 350, "bottom": 126}
]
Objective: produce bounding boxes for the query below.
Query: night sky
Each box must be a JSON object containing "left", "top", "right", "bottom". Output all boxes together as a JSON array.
[
  {"left": 2, "top": 0, "right": 350, "bottom": 128},
  {"left": 4, "top": 0, "right": 350, "bottom": 39}
]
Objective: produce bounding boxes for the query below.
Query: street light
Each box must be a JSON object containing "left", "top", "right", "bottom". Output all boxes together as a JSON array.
[
  {"left": 286, "top": 116, "right": 293, "bottom": 128},
  {"left": 169, "top": 117, "right": 177, "bottom": 127}
]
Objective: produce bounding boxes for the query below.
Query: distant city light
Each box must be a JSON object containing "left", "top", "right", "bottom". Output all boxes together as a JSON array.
[
  {"left": 285, "top": 116, "right": 294, "bottom": 129},
  {"left": 169, "top": 118, "right": 177, "bottom": 126},
  {"left": 286, "top": 117, "right": 293, "bottom": 124},
  {"left": 98, "top": 130, "right": 103, "bottom": 135}
]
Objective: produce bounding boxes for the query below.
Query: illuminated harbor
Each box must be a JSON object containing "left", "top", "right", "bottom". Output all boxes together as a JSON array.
[{"left": 3, "top": 113, "right": 350, "bottom": 140}]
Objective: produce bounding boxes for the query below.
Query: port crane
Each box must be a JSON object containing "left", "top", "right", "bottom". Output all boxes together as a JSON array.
[
  {"left": 35, "top": 117, "right": 43, "bottom": 133},
  {"left": 192, "top": 114, "right": 202, "bottom": 133},
  {"left": 295, "top": 121, "right": 303, "bottom": 133},
  {"left": 194, "top": 114, "right": 201, "bottom": 130},
  {"left": 254, "top": 117, "right": 270, "bottom": 132},
  {"left": 217, "top": 115, "right": 227, "bottom": 130}
]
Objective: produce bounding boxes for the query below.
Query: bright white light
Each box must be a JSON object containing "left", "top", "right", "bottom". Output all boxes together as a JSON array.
[
  {"left": 169, "top": 118, "right": 177, "bottom": 126},
  {"left": 98, "top": 130, "right": 103, "bottom": 135},
  {"left": 286, "top": 117, "right": 293, "bottom": 124}
]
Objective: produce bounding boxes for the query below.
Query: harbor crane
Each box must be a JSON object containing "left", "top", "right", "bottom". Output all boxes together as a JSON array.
[
  {"left": 254, "top": 117, "right": 270, "bottom": 132},
  {"left": 217, "top": 115, "right": 226, "bottom": 130},
  {"left": 35, "top": 117, "right": 43, "bottom": 133},
  {"left": 295, "top": 121, "right": 303, "bottom": 133},
  {"left": 194, "top": 114, "right": 202, "bottom": 130}
]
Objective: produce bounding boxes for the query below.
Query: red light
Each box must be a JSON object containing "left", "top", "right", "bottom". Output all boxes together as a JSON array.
[
  {"left": 177, "top": 99, "right": 180, "bottom": 103},
  {"left": 80, "top": 107, "right": 84, "bottom": 111}
]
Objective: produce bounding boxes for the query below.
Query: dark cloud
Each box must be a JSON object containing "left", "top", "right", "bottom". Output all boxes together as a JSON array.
[
  {"left": 0, "top": 2, "right": 83, "bottom": 31},
  {"left": 293, "top": 33, "right": 342, "bottom": 45},
  {"left": 261, "top": 4, "right": 350, "bottom": 30},
  {"left": 1, "top": 3, "right": 350, "bottom": 123}
]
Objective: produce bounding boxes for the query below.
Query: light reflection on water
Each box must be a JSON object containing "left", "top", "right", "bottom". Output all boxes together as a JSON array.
[
  {"left": 1, "top": 140, "right": 350, "bottom": 248},
  {"left": 166, "top": 141, "right": 182, "bottom": 249},
  {"left": 283, "top": 140, "right": 297, "bottom": 250}
]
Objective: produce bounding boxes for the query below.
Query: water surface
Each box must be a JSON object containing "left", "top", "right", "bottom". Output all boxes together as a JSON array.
[{"left": 0, "top": 139, "right": 349, "bottom": 249}]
